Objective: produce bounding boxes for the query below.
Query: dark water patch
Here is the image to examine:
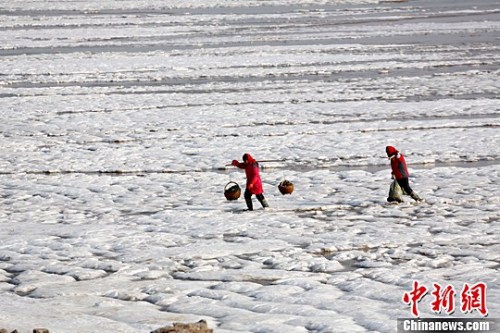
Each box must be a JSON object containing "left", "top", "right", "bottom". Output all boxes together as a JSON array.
[
  {"left": 1, "top": 0, "right": 497, "bottom": 17},
  {"left": 4, "top": 60, "right": 499, "bottom": 90},
  {"left": 360, "top": 123, "right": 499, "bottom": 133},
  {"left": 242, "top": 112, "right": 500, "bottom": 128},
  {"left": 1, "top": 27, "right": 498, "bottom": 57}
]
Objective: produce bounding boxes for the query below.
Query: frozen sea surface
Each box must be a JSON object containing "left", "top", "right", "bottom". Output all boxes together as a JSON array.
[{"left": 0, "top": 0, "right": 498, "bottom": 332}]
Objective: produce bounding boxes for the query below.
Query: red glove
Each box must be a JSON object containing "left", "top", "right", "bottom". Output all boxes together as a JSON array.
[{"left": 232, "top": 160, "right": 238, "bottom": 166}]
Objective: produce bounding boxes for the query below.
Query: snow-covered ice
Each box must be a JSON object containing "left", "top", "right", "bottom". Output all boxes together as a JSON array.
[{"left": 0, "top": 0, "right": 498, "bottom": 332}]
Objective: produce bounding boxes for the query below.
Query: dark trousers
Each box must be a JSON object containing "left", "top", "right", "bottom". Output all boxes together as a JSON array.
[
  {"left": 396, "top": 178, "right": 413, "bottom": 195},
  {"left": 244, "top": 189, "right": 268, "bottom": 210}
]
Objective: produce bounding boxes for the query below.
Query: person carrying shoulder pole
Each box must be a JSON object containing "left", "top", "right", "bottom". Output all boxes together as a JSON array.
[
  {"left": 232, "top": 153, "right": 269, "bottom": 210},
  {"left": 386, "top": 146, "right": 423, "bottom": 202}
]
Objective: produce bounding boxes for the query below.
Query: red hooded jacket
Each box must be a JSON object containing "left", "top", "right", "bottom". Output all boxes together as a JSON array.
[
  {"left": 232, "top": 153, "right": 264, "bottom": 195},
  {"left": 386, "top": 146, "right": 410, "bottom": 180}
]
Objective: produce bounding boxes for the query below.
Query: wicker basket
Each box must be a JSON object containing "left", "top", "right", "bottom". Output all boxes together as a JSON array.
[
  {"left": 278, "top": 180, "right": 294, "bottom": 195},
  {"left": 224, "top": 181, "right": 241, "bottom": 200}
]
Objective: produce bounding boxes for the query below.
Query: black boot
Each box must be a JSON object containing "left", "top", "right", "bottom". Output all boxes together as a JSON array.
[
  {"left": 410, "top": 192, "right": 423, "bottom": 202},
  {"left": 244, "top": 190, "right": 253, "bottom": 211},
  {"left": 257, "top": 194, "right": 269, "bottom": 209}
]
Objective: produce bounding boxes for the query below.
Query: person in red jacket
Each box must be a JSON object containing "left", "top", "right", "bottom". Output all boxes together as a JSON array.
[
  {"left": 232, "top": 153, "right": 269, "bottom": 210},
  {"left": 386, "top": 146, "right": 423, "bottom": 202}
]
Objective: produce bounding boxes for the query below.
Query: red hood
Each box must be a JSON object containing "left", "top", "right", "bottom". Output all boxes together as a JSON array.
[
  {"left": 244, "top": 153, "right": 256, "bottom": 164},
  {"left": 386, "top": 146, "right": 398, "bottom": 157}
]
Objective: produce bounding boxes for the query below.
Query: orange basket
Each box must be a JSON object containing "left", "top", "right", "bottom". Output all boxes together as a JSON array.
[
  {"left": 224, "top": 181, "right": 241, "bottom": 200},
  {"left": 278, "top": 180, "right": 294, "bottom": 195}
]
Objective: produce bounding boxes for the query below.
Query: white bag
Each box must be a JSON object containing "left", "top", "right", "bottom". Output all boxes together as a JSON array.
[{"left": 388, "top": 179, "right": 404, "bottom": 202}]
